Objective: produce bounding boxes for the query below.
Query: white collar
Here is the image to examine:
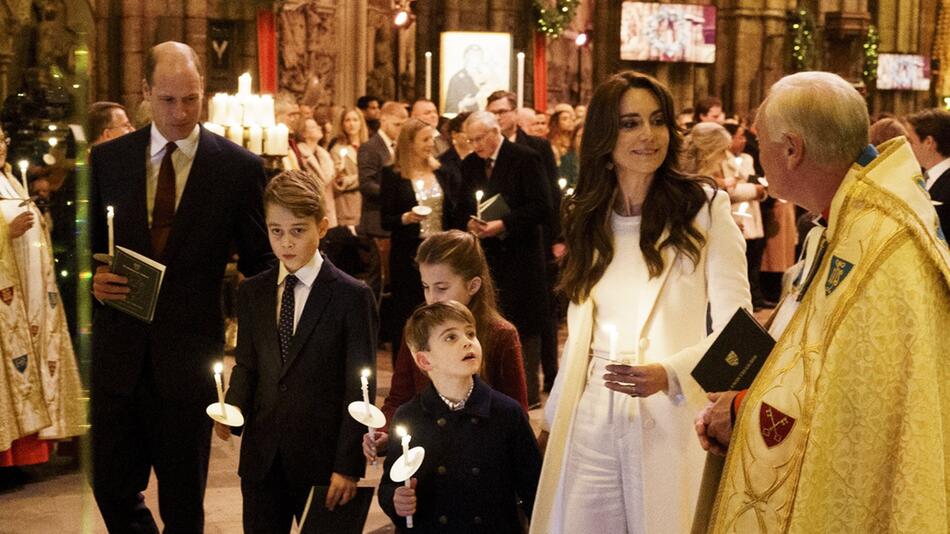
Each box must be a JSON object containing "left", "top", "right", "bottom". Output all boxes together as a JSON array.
[
  {"left": 925, "top": 157, "right": 950, "bottom": 190},
  {"left": 278, "top": 252, "right": 323, "bottom": 288},
  {"left": 488, "top": 134, "right": 504, "bottom": 162},
  {"left": 150, "top": 124, "right": 200, "bottom": 159}
]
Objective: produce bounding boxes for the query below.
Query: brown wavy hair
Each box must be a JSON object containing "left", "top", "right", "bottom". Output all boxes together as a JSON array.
[
  {"left": 559, "top": 71, "right": 714, "bottom": 304},
  {"left": 415, "top": 230, "right": 505, "bottom": 384}
]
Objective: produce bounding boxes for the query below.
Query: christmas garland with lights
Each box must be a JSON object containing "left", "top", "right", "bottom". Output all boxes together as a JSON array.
[
  {"left": 862, "top": 25, "right": 880, "bottom": 88},
  {"left": 533, "top": 0, "right": 580, "bottom": 38},
  {"left": 789, "top": 7, "right": 816, "bottom": 71}
]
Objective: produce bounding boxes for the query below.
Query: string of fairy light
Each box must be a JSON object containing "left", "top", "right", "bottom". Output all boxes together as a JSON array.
[
  {"left": 533, "top": 0, "right": 580, "bottom": 37},
  {"left": 862, "top": 25, "right": 880, "bottom": 89},
  {"left": 789, "top": 8, "right": 816, "bottom": 71}
]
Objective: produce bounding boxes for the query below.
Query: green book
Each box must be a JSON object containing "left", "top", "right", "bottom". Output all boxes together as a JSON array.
[
  {"left": 105, "top": 246, "right": 166, "bottom": 323},
  {"left": 478, "top": 193, "right": 511, "bottom": 222}
]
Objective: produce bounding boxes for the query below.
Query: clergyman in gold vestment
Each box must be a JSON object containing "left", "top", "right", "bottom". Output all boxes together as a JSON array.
[{"left": 696, "top": 72, "right": 950, "bottom": 533}]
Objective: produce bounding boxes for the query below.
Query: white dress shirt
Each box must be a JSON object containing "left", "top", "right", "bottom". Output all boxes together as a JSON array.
[
  {"left": 378, "top": 129, "right": 396, "bottom": 160},
  {"left": 146, "top": 124, "right": 200, "bottom": 226},
  {"left": 926, "top": 157, "right": 950, "bottom": 190},
  {"left": 276, "top": 252, "right": 324, "bottom": 333}
]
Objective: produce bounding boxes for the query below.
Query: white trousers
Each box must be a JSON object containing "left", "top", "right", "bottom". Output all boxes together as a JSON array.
[{"left": 560, "top": 358, "right": 645, "bottom": 534}]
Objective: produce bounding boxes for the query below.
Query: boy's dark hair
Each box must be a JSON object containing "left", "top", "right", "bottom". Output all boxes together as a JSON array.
[
  {"left": 403, "top": 300, "right": 476, "bottom": 353},
  {"left": 263, "top": 169, "right": 327, "bottom": 221}
]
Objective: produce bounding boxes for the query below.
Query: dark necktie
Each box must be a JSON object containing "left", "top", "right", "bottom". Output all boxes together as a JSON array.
[
  {"left": 151, "top": 142, "right": 177, "bottom": 257},
  {"left": 485, "top": 157, "right": 494, "bottom": 180},
  {"left": 278, "top": 274, "right": 298, "bottom": 363}
]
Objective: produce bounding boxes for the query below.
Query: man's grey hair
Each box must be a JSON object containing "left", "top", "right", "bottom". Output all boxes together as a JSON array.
[
  {"left": 757, "top": 71, "right": 869, "bottom": 167},
  {"left": 463, "top": 111, "right": 500, "bottom": 132}
]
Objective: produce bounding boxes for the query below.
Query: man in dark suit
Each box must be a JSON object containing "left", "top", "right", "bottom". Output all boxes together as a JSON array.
[
  {"left": 89, "top": 41, "right": 273, "bottom": 533},
  {"left": 462, "top": 111, "right": 553, "bottom": 407},
  {"left": 904, "top": 108, "right": 950, "bottom": 237},
  {"left": 485, "top": 90, "right": 562, "bottom": 393}
]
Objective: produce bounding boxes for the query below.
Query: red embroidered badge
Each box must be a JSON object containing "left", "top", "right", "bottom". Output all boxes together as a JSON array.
[
  {"left": 759, "top": 401, "right": 795, "bottom": 448},
  {"left": 0, "top": 286, "right": 12, "bottom": 305}
]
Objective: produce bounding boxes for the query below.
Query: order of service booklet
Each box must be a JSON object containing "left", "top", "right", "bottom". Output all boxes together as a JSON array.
[
  {"left": 691, "top": 307, "right": 776, "bottom": 392},
  {"left": 105, "top": 245, "right": 165, "bottom": 323},
  {"left": 477, "top": 193, "right": 511, "bottom": 222}
]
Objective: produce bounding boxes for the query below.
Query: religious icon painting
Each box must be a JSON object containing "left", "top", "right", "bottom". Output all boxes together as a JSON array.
[
  {"left": 824, "top": 255, "right": 854, "bottom": 295},
  {"left": 759, "top": 401, "right": 795, "bottom": 448},
  {"left": 440, "top": 31, "right": 512, "bottom": 116}
]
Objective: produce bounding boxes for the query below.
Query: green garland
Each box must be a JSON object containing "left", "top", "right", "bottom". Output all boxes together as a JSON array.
[
  {"left": 533, "top": 0, "right": 580, "bottom": 38},
  {"left": 789, "top": 7, "right": 816, "bottom": 71},
  {"left": 862, "top": 25, "right": 880, "bottom": 89}
]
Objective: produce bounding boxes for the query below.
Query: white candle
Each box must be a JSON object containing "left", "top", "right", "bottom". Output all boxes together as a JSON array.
[
  {"left": 106, "top": 206, "right": 115, "bottom": 257},
  {"left": 210, "top": 93, "right": 226, "bottom": 124},
  {"left": 213, "top": 362, "right": 226, "bottom": 416},
  {"left": 604, "top": 323, "right": 619, "bottom": 361},
  {"left": 558, "top": 178, "right": 567, "bottom": 191},
  {"left": 238, "top": 72, "right": 252, "bottom": 96},
  {"left": 361, "top": 368, "right": 372, "bottom": 418},
  {"left": 475, "top": 189, "right": 484, "bottom": 219},
  {"left": 425, "top": 51, "right": 432, "bottom": 101},
  {"left": 516, "top": 52, "right": 525, "bottom": 109},
  {"left": 17, "top": 160, "right": 28, "bottom": 193},
  {"left": 247, "top": 126, "right": 263, "bottom": 155},
  {"left": 226, "top": 95, "right": 243, "bottom": 126},
  {"left": 227, "top": 125, "right": 244, "bottom": 146},
  {"left": 266, "top": 124, "right": 290, "bottom": 155},
  {"left": 260, "top": 95, "right": 275, "bottom": 127},
  {"left": 396, "top": 425, "right": 414, "bottom": 528},
  {"left": 203, "top": 122, "right": 226, "bottom": 137}
]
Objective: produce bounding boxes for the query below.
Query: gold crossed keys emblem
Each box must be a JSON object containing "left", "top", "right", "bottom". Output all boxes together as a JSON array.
[{"left": 759, "top": 401, "right": 796, "bottom": 448}]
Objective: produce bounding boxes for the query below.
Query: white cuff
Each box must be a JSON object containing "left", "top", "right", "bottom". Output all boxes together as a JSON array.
[{"left": 661, "top": 362, "right": 686, "bottom": 406}]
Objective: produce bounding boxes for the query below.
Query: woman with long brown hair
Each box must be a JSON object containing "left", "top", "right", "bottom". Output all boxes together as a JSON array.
[
  {"left": 329, "top": 107, "right": 369, "bottom": 227},
  {"left": 532, "top": 72, "right": 751, "bottom": 534},
  {"left": 363, "top": 230, "right": 528, "bottom": 461}
]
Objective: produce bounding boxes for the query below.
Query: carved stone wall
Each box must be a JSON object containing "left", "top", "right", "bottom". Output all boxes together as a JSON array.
[{"left": 278, "top": 1, "right": 338, "bottom": 108}]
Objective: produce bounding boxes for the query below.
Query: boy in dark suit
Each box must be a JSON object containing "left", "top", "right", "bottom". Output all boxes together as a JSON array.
[
  {"left": 378, "top": 301, "right": 541, "bottom": 533},
  {"left": 216, "top": 170, "right": 378, "bottom": 534}
]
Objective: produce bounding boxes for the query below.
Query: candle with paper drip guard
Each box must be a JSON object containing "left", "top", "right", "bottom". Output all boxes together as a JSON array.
[
  {"left": 733, "top": 201, "right": 752, "bottom": 219},
  {"left": 475, "top": 189, "right": 484, "bottom": 220},
  {"left": 205, "top": 362, "right": 244, "bottom": 426},
  {"left": 412, "top": 179, "right": 432, "bottom": 218},
  {"left": 106, "top": 206, "right": 115, "bottom": 257},
  {"left": 17, "top": 160, "right": 28, "bottom": 193},
  {"left": 390, "top": 425, "right": 427, "bottom": 529},
  {"left": 347, "top": 368, "right": 386, "bottom": 465}
]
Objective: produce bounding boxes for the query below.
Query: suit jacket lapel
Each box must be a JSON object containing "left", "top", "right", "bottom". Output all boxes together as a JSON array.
[
  {"left": 281, "top": 259, "right": 339, "bottom": 377},
  {"left": 120, "top": 129, "right": 152, "bottom": 256},
  {"left": 256, "top": 268, "right": 281, "bottom": 369},
  {"left": 160, "top": 127, "right": 222, "bottom": 263}
]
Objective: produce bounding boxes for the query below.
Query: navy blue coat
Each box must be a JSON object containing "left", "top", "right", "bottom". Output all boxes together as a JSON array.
[{"left": 378, "top": 376, "right": 541, "bottom": 533}]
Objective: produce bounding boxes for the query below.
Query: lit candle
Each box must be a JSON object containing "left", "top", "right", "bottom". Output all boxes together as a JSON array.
[
  {"left": 425, "top": 51, "right": 432, "bottom": 101},
  {"left": 238, "top": 72, "right": 252, "bottom": 96},
  {"left": 227, "top": 125, "right": 244, "bottom": 146},
  {"left": 604, "top": 323, "right": 619, "bottom": 361},
  {"left": 566, "top": 187, "right": 575, "bottom": 196},
  {"left": 213, "top": 362, "right": 226, "bottom": 417},
  {"left": 516, "top": 52, "right": 525, "bottom": 109},
  {"left": 247, "top": 126, "right": 263, "bottom": 155},
  {"left": 475, "top": 189, "right": 484, "bottom": 219},
  {"left": 361, "top": 368, "right": 372, "bottom": 418},
  {"left": 260, "top": 95, "right": 275, "bottom": 127},
  {"left": 106, "top": 206, "right": 115, "bottom": 257},
  {"left": 17, "top": 160, "right": 28, "bottom": 193},
  {"left": 48, "top": 137, "right": 58, "bottom": 148},
  {"left": 415, "top": 179, "right": 426, "bottom": 203},
  {"left": 558, "top": 178, "right": 567, "bottom": 191},
  {"left": 274, "top": 123, "right": 289, "bottom": 155},
  {"left": 396, "top": 425, "right": 414, "bottom": 529}
]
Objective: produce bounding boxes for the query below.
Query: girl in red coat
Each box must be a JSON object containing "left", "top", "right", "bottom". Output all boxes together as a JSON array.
[{"left": 364, "top": 229, "right": 529, "bottom": 461}]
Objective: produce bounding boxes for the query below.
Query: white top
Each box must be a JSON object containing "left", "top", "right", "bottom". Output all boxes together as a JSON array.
[
  {"left": 589, "top": 212, "right": 683, "bottom": 399},
  {"left": 276, "top": 252, "right": 324, "bottom": 332},
  {"left": 146, "top": 124, "right": 200, "bottom": 226},
  {"left": 926, "top": 157, "right": 950, "bottom": 190}
]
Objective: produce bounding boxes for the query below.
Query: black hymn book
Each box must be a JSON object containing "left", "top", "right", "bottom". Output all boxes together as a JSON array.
[
  {"left": 105, "top": 246, "right": 166, "bottom": 323},
  {"left": 691, "top": 307, "right": 775, "bottom": 392}
]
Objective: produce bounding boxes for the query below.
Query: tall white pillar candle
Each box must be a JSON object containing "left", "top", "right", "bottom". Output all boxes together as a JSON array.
[
  {"left": 516, "top": 52, "right": 525, "bottom": 109},
  {"left": 238, "top": 72, "right": 252, "bottom": 96},
  {"left": 425, "top": 51, "right": 432, "bottom": 101},
  {"left": 106, "top": 206, "right": 115, "bottom": 257},
  {"left": 247, "top": 126, "right": 263, "bottom": 155}
]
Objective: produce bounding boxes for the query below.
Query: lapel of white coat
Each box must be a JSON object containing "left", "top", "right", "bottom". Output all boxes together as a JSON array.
[{"left": 636, "top": 228, "right": 679, "bottom": 340}]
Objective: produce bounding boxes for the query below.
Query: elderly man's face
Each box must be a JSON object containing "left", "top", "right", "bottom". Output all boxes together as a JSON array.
[
  {"left": 755, "top": 118, "right": 792, "bottom": 201},
  {"left": 465, "top": 122, "right": 501, "bottom": 159}
]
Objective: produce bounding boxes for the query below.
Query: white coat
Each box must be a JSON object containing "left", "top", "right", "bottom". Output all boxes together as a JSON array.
[{"left": 532, "top": 190, "right": 751, "bottom": 534}]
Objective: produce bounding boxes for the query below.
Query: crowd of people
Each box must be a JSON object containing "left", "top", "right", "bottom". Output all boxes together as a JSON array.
[{"left": 1, "top": 38, "right": 949, "bottom": 534}]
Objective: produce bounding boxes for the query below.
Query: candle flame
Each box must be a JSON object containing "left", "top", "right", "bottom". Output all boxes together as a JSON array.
[
  {"left": 361, "top": 368, "right": 371, "bottom": 378},
  {"left": 425, "top": 51, "right": 432, "bottom": 58},
  {"left": 558, "top": 178, "right": 567, "bottom": 190},
  {"left": 475, "top": 190, "right": 484, "bottom": 201},
  {"left": 214, "top": 362, "right": 223, "bottom": 374},
  {"left": 107, "top": 205, "right": 114, "bottom": 216},
  {"left": 395, "top": 425, "right": 407, "bottom": 438},
  {"left": 17, "top": 160, "right": 28, "bottom": 171}
]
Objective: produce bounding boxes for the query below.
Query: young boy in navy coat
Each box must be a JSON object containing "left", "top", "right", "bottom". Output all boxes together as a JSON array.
[
  {"left": 378, "top": 301, "right": 541, "bottom": 533},
  {"left": 216, "top": 169, "right": 378, "bottom": 533}
]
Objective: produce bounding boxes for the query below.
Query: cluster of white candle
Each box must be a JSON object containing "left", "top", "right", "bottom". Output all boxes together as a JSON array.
[{"left": 203, "top": 72, "right": 288, "bottom": 156}]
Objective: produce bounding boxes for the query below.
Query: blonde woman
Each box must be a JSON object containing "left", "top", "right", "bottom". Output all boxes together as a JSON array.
[{"left": 329, "top": 107, "right": 369, "bottom": 228}]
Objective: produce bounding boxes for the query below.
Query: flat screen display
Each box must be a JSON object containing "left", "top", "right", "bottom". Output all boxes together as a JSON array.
[
  {"left": 876, "top": 54, "right": 931, "bottom": 91},
  {"left": 620, "top": 2, "right": 717, "bottom": 63}
]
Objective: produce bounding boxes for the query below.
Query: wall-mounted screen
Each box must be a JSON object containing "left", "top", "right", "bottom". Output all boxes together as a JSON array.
[
  {"left": 876, "top": 54, "right": 931, "bottom": 91},
  {"left": 620, "top": 2, "right": 716, "bottom": 63}
]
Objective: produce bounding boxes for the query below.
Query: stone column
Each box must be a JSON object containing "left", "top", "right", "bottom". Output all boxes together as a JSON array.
[
  {"left": 185, "top": 0, "right": 209, "bottom": 71},
  {"left": 120, "top": 0, "right": 145, "bottom": 109}
]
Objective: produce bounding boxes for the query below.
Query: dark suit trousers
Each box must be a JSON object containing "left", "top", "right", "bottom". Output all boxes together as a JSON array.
[
  {"left": 241, "top": 452, "right": 312, "bottom": 534},
  {"left": 92, "top": 365, "right": 213, "bottom": 534}
]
